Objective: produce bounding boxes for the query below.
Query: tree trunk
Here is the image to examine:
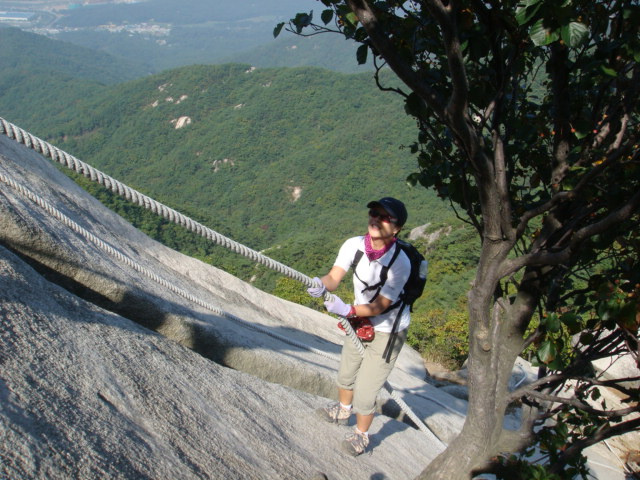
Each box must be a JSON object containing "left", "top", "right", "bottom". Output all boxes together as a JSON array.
[{"left": 417, "top": 267, "right": 539, "bottom": 479}]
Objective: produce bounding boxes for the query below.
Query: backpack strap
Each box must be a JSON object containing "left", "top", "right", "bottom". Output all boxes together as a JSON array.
[
  {"left": 382, "top": 302, "right": 407, "bottom": 363},
  {"left": 350, "top": 249, "right": 364, "bottom": 271},
  {"left": 380, "top": 245, "right": 405, "bottom": 314},
  {"left": 351, "top": 244, "right": 402, "bottom": 303}
]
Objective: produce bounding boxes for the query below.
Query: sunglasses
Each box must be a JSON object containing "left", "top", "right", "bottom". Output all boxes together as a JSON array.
[{"left": 369, "top": 209, "right": 397, "bottom": 224}]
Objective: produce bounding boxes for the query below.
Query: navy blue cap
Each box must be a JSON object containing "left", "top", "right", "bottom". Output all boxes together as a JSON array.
[{"left": 367, "top": 197, "right": 408, "bottom": 226}]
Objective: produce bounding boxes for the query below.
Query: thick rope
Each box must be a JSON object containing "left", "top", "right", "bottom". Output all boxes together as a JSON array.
[
  {"left": 0, "top": 117, "right": 307, "bottom": 285},
  {"left": 0, "top": 116, "right": 448, "bottom": 445}
]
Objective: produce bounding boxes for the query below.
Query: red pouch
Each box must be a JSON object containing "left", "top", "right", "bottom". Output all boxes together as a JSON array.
[{"left": 337, "top": 316, "right": 375, "bottom": 341}]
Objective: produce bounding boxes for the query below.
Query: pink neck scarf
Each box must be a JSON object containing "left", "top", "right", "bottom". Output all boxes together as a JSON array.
[{"left": 364, "top": 233, "right": 396, "bottom": 261}]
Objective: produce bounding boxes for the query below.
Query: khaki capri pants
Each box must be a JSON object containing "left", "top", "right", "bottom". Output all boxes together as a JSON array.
[{"left": 336, "top": 328, "right": 408, "bottom": 415}]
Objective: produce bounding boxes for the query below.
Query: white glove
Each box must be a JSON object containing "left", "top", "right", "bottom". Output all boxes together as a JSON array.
[
  {"left": 324, "top": 295, "right": 352, "bottom": 317},
  {"left": 307, "top": 277, "right": 327, "bottom": 298}
]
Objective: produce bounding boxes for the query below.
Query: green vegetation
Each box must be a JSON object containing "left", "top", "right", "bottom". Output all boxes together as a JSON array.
[
  {"left": 0, "top": 26, "right": 148, "bottom": 84},
  {"left": 407, "top": 225, "right": 478, "bottom": 367},
  {"left": 225, "top": 34, "right": 369, "bottom": 74}
]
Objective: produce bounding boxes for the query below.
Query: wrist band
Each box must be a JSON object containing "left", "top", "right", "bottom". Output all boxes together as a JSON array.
[{"left": 347, "top": 305, "right": 357, "bottom": 318}]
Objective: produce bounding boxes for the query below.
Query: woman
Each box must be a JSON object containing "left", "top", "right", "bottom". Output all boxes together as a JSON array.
[{"left": 307, "top": 197, "right": 412, "bottom": 456}]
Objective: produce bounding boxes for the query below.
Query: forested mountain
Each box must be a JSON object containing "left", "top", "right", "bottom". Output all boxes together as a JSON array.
[
  {"left": 0, "top": 26, "right": 149, "bottom": 84},
  {"left": 0, "top": 32, "right": 479, "bottom": 366},
  {"left": 2, "top": 62, "right": 447, "bottom": 262},
  {"left": 223, "top": 34, "right": 367, "bottom": 74}
]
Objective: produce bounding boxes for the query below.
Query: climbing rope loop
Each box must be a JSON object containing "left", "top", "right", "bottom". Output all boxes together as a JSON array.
[{"left": 0, "top": 116, "right": 447, "bottom": 446}]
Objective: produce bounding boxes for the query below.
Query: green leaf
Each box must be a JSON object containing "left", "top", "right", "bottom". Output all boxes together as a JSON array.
[
  {"left": 538, "top": 340, "right": 557, "bottom": 364},
  {"left": 617, "top": 301, "right": 638, "bottom": 330},
  {"left": 569, "top": 22, "right": 589, "bottom": 47},
  {"left": 543, "top": 313, "right": 561, "bottom": 333},
  {"left": 579, "top": 331, "right": 595, "bottom": 345},
  {"left": 560, "top": 312, "right": 581, "bottom": 334},
  {"left": 404, "top": 92, "right": 428, "bottom": 119},
  {"left": 321, "top": 9, "right": 334, "bottom": 25},
  {"left": 547, "top": 356, "right": 565, "bottom": 370},
  {"left": 356, "top": 44, "right": 368, "bottom": 65},
  {"left": 345, "top": 11, "right": 358, "bottom": 26},
  {"left": 573, "top": 129, "right": 588, "bottom": 139},
  {"left": 516, "top": 2, "right": 542, "bottom": 26},
  {"left": 530, "top": 19, "right": 560, "bottom": 46},
  {"left": 600, "top": 65, "right": 618, "bottom": 77},
  {"left": 573, "top": 293, "right": 586, "bottom": 306},
  {"left": 354, "top": 26, "right": 368, "bottom": 42},
  {"left": 597, "top": 299, "right": 618, "bottom": 320},
  {"left": 273, "top": 22, "right": 285, "bottom": 38},
  {"left": 556, "top": 421, "right": 569, "bottom": 437},
  {"left": 406, "top": 172, "right": 420, "bottom": 187},
  {"left": 292, "top": 12, "right": 313, "bottom": 33},
  {"left": 561, "top": 22, "right": 589, "bottom": 48}
]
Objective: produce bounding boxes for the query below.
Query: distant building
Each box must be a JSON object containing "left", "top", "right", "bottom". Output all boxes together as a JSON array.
[{"left": 0, "top": 12, "right": 35, "bottom": 23}]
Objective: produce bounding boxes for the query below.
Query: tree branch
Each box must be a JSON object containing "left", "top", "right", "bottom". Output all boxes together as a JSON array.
[
  {"left": 569, "top": 189, "right": 640, "bottom": 246},
  {"left": 549, "top": 42, "right": 572, "bottom": 187},
  {"left": 550, "top": 416, "right": 640, "bottom": 475},
  {"left": 345, "top": 0, "right": 446, "bottom": 117},
  {"left": 423, "top": 0, "right": 468, "bottom": 122},
  {"left": 512, "top": 130, "right": 637, "bottom": 248},
  {"left": 499, "top": 189, "right": 640, "bottom": 278},
  {"left": 509, "top": 373, "right": 640, "bottom": 403},
  {"left": 513, "top": 191, "right": 574, "bottom": 241},
  {"left": 573, "top": 138, "right": 637, "bottom": 193},
  {"left": 372, "top": 56, "right": 406, "bottom": 96},
  {"left": 521, "top": 390, "right": 640, "bottom": 418},
  {"left": 493, "top": 132, "right": 515, "bottom": 241}
]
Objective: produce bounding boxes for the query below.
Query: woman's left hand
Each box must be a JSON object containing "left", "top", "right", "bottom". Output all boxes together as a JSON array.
[
  {"left": 307, "top": 277, "right": 327, "bottom": 298},
  {"left": 324, "top": 295, "right": 352, "bottom": 317}
]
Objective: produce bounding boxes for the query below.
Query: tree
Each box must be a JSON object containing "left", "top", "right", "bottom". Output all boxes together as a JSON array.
[{"left": 277, "top": 1, "right": 640, "bottom": 478}]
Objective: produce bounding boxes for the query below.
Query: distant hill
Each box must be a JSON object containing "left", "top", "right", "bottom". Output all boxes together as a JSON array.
[
  {"left": 0, "top": 26, "right": 149, "bottom": 84},
  {"left": 226, "top": 34, "right": 369, "bottom": 74},
  {"left": 6, "top": 0, "right": 367, "bottom": 74},
  {"left": 53, "top": 26, "right": 367, "bottom": 74},
  {"left": 30, "top": 64, "right": 445, "bottom": 246}
]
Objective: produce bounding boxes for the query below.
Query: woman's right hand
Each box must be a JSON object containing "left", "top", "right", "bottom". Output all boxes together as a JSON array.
[{"left": 307, "top": 277, "right": 327, "bottom": 297}]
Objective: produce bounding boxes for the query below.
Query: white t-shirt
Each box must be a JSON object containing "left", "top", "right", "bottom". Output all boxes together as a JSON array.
[{"left": 333, "top": 236, "right": 411, "bottom": 333}]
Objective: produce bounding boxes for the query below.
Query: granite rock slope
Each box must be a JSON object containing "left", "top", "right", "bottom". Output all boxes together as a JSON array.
[{"left": 0, "top": 134, "right": 452, "bottom": 479}]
